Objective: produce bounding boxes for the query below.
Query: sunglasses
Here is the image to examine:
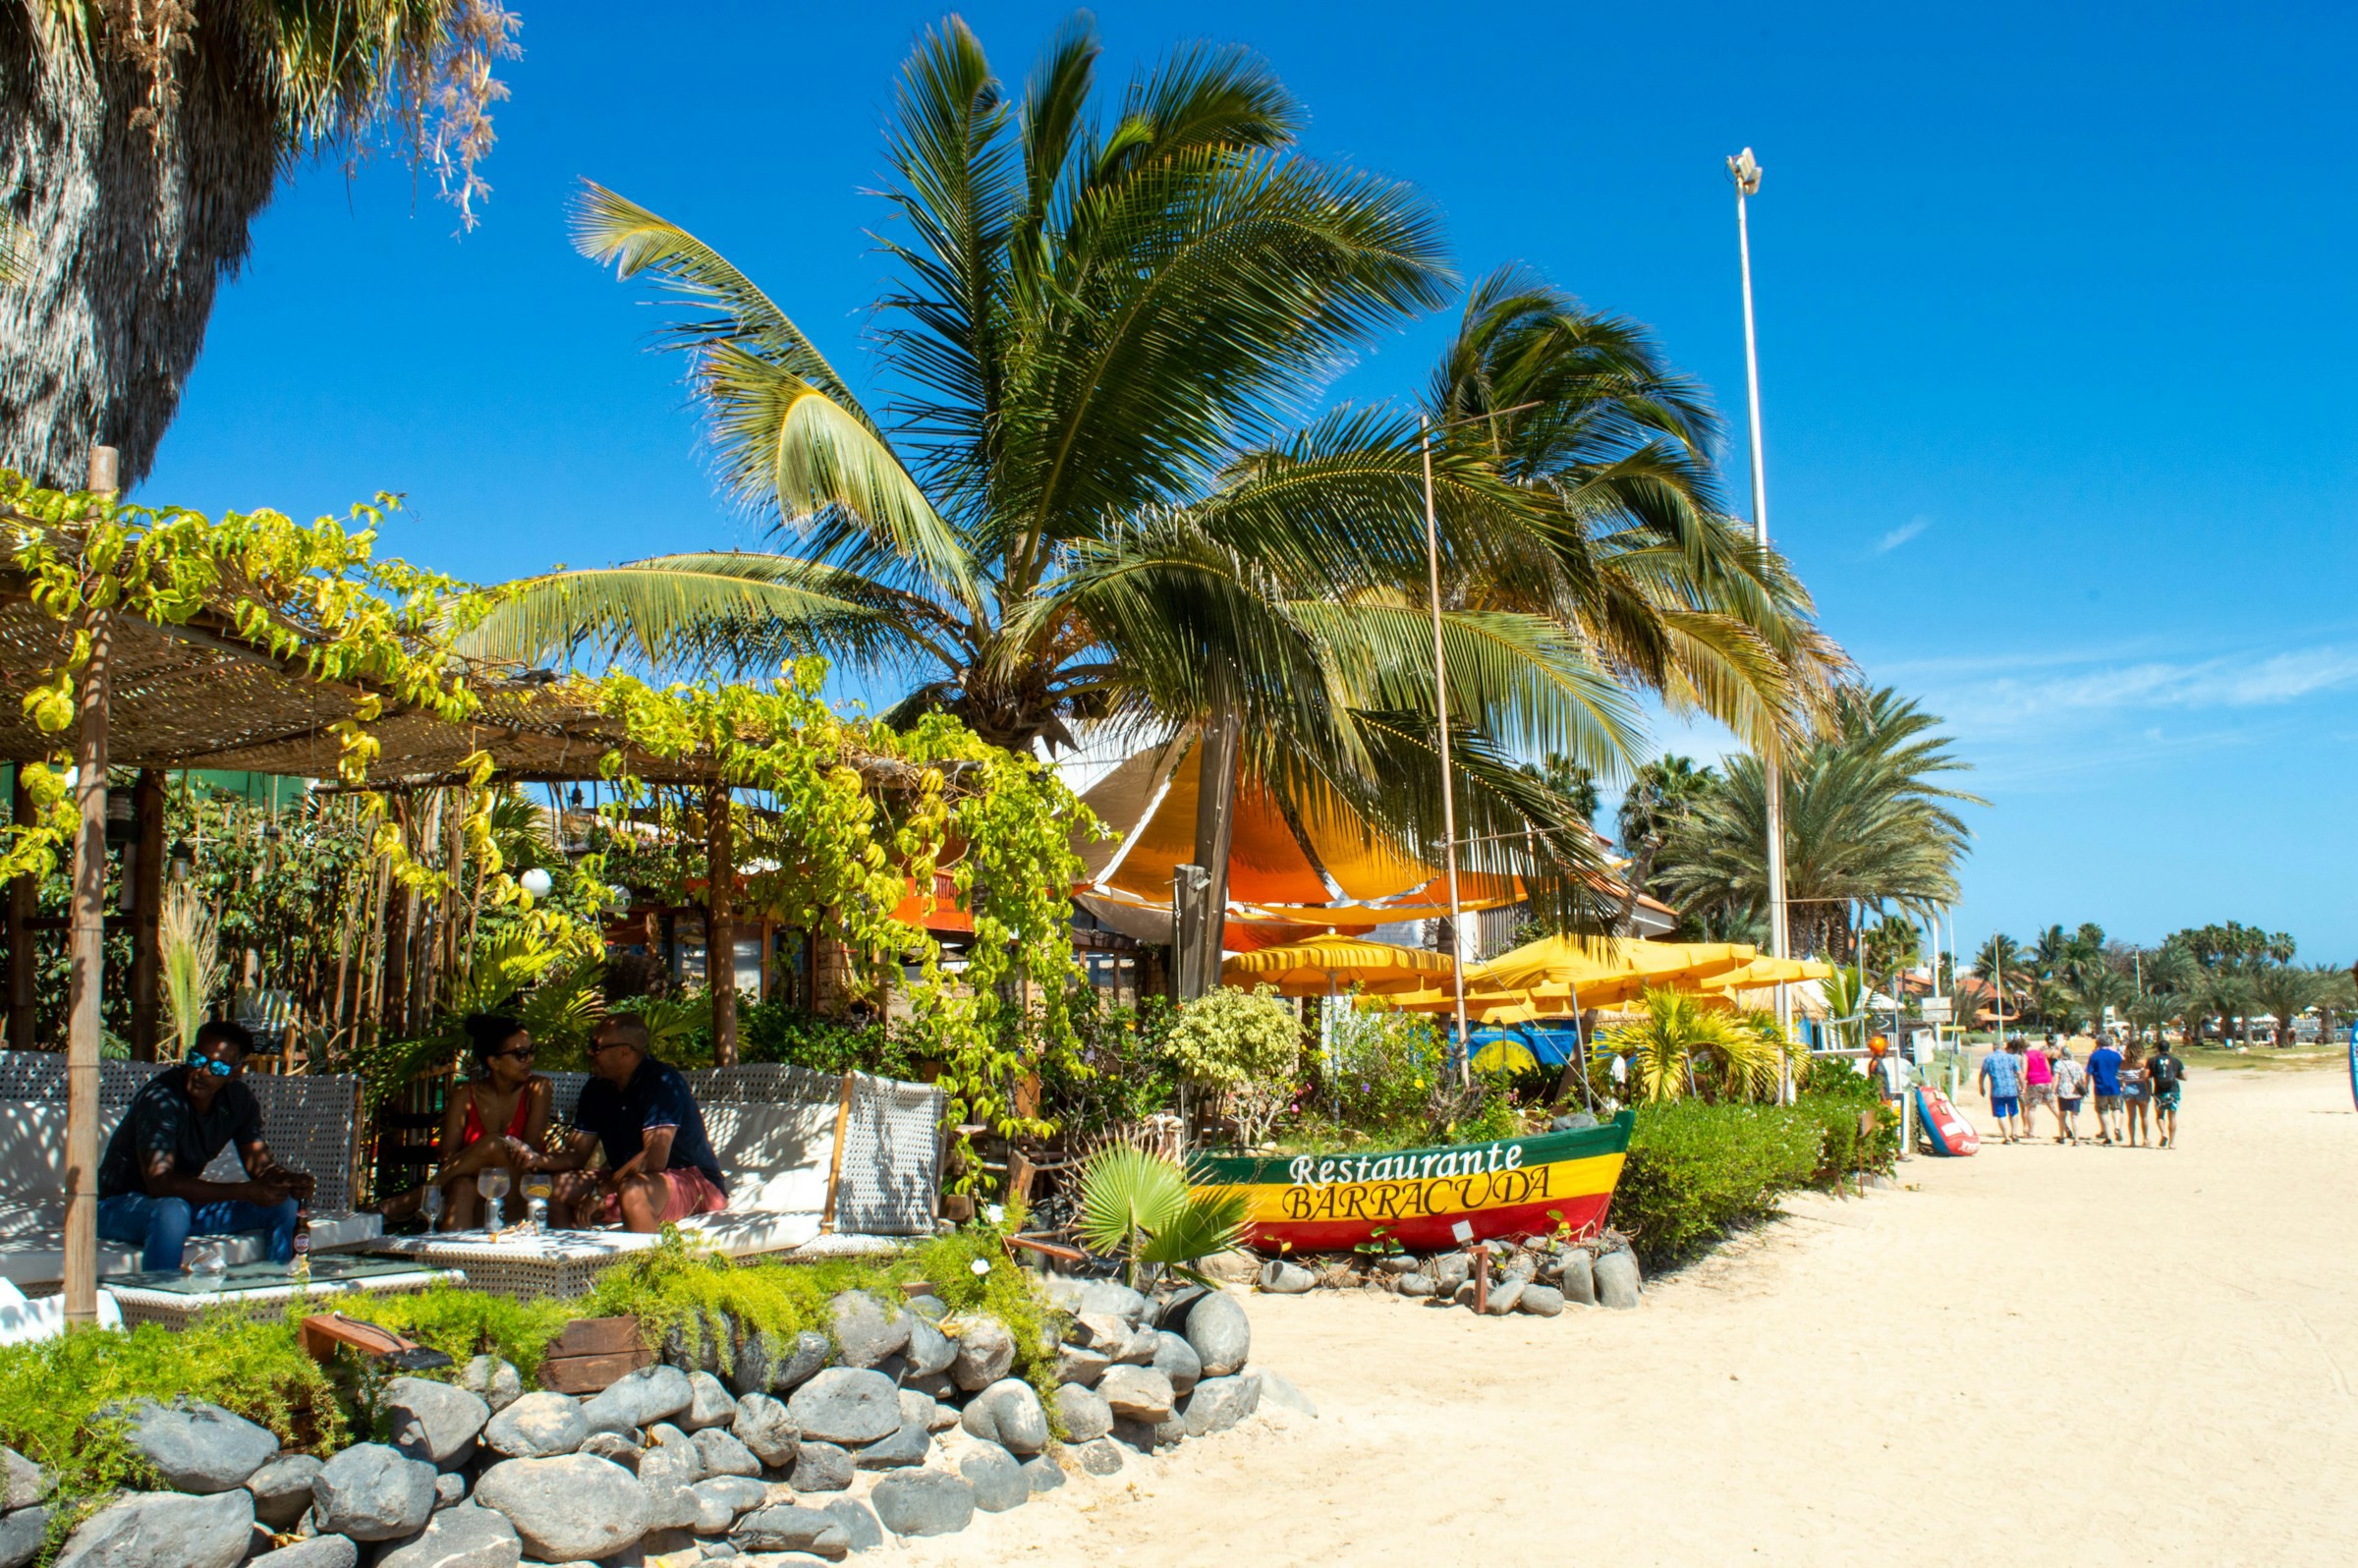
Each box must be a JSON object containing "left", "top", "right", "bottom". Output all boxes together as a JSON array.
[
  {"left": 493, "top": 1045, "right": 536, "bottom": 1061},
  {"left": 193, "top": 1056, "right": 237, "bottom": 1079}
]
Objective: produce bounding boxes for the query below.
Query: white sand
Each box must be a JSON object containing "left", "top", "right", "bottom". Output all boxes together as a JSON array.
[{"left": 899, "top": 1064, "right": 2358, "bottom": 1565}]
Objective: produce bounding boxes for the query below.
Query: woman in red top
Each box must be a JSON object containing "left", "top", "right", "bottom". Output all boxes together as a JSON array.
[{"left": 426, "top": 1014, "right": 554, "bottom": 1230}]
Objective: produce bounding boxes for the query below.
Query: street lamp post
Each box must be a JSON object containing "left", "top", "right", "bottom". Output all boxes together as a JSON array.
[
  {"left": 1728, "top": 147, "right": 1792, "bottom": 1047},
  {"left": 1421, "top": 415, "right": 1473, "bottom": 1082}
]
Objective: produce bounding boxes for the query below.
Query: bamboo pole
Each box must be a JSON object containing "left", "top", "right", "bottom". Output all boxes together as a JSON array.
[
  {"left": 129, "top": 767, "right": 166, "bottom": 1060},
  {"left": 7, "top": 769, "right": 35, "bottom": 1053},
  {"left": 64, "top": 445, "right": 119, "bottom": 1327},
  {"left": 708, "top": 782, "right": 738, "bottom": 1066}
]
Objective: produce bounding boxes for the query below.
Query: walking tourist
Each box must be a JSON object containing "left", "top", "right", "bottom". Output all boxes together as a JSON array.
[
  {"left": 533, "top": 1014, "right": 728, "bottom": 1232},
  {"left": 2022, "top": 1034, "right": 2055, "bottom": 1135},
  {"left": 2085, "top": 1032, "right": 2126, "bottom": 1145},
  {"left": 2148, "top": 1038, "right": 2186, "bottom": 1148},
  {"left": 2049, "top": 1042, "right": 2088, "bottom": 1143},
  {"left": 1978, "top": 1036, "right": 2026, "bottom": 1144},
  {"left": 2121, "top": 1041, "right": 2153, "bottom": 1147},
  {"left": 93, "top": 1021, "right": 317, "bottom": 1270},
  {"left": 424, "top": 1013, "right": 556, "bottom": 1230}
]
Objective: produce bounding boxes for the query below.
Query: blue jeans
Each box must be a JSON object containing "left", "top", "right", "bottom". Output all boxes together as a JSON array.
[{"left": 95, "top": 1191, "right": 301, "bottom": 1272}]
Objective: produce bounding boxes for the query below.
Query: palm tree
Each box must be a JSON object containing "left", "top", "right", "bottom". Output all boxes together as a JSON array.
[
  {"left": 1973, "top": 933, "right": 2025, "bottom": 1036},
  {"left": 1654, "top": 688, "right": 1980, "bottom": 958},
  {"left": 2249, "top": 963, "right": 2316, "bottom": 1048},
  {"left": 1614, "top": 754, "right": 1715, "bottom": 914},
  {"left": 2, "top": 1, "right": 520, "bottom": 490},
  {"left": 465, "top": 17, "right": 1834, "bottom": 954}
]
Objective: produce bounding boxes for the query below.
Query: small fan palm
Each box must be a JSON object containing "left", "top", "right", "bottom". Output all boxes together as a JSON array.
[
  {"left": 157, "top": 880, "right": 225, "bottom": 1057},
  {"left": 1075, "top": 1137, "right": 1249, "bottom": 1289}
]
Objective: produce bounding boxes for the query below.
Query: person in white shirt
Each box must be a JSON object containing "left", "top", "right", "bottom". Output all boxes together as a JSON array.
[{"left": 2048, "top": 1044, "right": 2088, "bottom": 1144}]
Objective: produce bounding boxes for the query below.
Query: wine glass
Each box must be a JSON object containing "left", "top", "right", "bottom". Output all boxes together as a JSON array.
[
  {"left": 187, "top": 1239, "right": 227, "bottom": 1290},
  {"left": 420, "top": 1183, "right": 445, "bottom": 1232},
  {"left": 477, "top": 1168, "right": 510, "bottom": 1235}
]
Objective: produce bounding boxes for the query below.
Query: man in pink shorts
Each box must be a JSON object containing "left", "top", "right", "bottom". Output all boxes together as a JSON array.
[{"left": 540, "top": 1015, "right": 727, "bottom": 1231}]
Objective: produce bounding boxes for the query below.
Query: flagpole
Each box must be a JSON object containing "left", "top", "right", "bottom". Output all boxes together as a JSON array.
[{"left": 1422, "top": 415, "right": 1471, "bottom": 1084}]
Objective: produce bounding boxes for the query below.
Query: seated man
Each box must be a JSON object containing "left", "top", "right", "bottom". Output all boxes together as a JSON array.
[
  {"left": 95, "top": 1021, "right": 315, "bottom": 1272},
  {"left": 536, "top": 1015, "right": 727, "bottom": 1232}
]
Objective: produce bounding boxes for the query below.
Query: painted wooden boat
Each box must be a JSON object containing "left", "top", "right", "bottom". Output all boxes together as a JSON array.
[{"left": 1191, "top": 1110, "right": 1634, "bottom": 1254}]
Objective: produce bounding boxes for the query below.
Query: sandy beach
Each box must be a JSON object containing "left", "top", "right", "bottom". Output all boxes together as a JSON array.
[{"left": 902, "top": 1062, "right": 2358, "bottom": 1566}]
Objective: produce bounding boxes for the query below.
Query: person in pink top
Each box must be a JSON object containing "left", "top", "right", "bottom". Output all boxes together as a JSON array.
[{"left": 2021, "top": 1034, "right": 2056, "bottom": 1136}]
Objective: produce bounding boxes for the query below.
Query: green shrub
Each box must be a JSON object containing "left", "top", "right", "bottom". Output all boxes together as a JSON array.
[
  {"left": 1318, "top": 1004, "right": 1448, "bottom": 1143},
  {"left": 360, "top": 1286, "right": 579, "bottom": 1379},
  {"left": 1610, "top": 1100, "right": 1822, "bottom": 1268},
  {"left": 1039, "top": 990, "right": 1179, "bottom": 1144},
  {"left": 1169, "top": 986, "right": 1300, "bottom": 1149},
  {"left": 1796, "top": 1060, "right": 1901, "bottom": 1180}
]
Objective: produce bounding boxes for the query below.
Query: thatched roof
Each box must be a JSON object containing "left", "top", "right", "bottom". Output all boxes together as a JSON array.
[{"left": 0, "top": 589, "right": 716, "bottom": 786}]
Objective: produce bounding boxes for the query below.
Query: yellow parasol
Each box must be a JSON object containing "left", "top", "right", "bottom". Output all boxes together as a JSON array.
[
  {"left": 1693, "top": 954, "right": 1835, "bottom": 991},
  {"left": 1220, "top": 936, "right": 1455, "bottom": 997}
]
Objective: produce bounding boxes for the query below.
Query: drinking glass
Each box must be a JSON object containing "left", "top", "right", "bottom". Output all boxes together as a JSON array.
[
  {"left": 187, "top": 1240, "right": 227, "bottom": 1290},
  {"left": 420, "top": 1183, "right": 445, "bottom": 1232},
  {"left": 477, "top": 1168, "right": 510, "bottom": 1235}
]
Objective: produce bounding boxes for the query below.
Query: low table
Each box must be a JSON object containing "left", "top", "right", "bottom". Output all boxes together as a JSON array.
[{"left": 105, "top": 1256, "right": 464, "bottom": 1330}]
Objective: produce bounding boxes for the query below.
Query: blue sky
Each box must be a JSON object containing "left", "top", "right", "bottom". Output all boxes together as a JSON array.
[{"left": 142, "top": 1, "right": 2358, "bottom": 958}]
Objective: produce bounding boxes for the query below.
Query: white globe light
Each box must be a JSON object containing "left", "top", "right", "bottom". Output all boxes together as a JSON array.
[{"left": 518, "top": 868, "right": 553, "bottom": 899}]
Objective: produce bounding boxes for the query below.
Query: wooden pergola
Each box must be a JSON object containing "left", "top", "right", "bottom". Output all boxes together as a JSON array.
[{"left": 0, "top": 453, "right": 760, "bottom": 1323}]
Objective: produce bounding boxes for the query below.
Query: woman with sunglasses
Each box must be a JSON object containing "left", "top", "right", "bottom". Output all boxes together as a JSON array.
[{"left": 422, "top": 1014, "right": 554, "bottom": 1230}]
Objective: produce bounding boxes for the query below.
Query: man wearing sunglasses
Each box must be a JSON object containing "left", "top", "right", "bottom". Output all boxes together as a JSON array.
[
  {"left": 533, "top": 1014, "right": 725, "bottom": 1232},
  {"left": 95, "top": 1021, "right": 316, "bottom": 1272}
]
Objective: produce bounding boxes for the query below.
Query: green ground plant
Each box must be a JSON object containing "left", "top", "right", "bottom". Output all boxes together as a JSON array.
[{"left": 1609, "top": 1100, "right": 1826, "bottom": 1268}]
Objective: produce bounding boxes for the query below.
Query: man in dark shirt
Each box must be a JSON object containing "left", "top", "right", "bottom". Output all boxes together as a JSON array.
[
  {"left": 2147, "top": 1041, "right": 2186, "bottom": 1148},
  {"left": 95, "top": 1021, "right": 315, "bottom": 1270},
  {"left": 537, "top": 1014, "right": 726, "bottom": 1232}
]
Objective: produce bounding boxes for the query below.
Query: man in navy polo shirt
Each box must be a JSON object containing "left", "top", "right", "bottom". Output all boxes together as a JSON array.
[{"left": 538, "top": 1014, "right": 727, "bottom": 1231}]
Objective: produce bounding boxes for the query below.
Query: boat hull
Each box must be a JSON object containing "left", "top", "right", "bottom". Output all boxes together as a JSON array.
[{"left": 1192, "top": 1111, "right": 1634, "bottom": 1254}]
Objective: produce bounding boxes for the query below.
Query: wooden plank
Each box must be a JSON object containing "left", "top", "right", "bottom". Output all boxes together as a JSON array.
[
  {"left": 819, "top": 1071, "right": 854, "bottom": 1233},
  {"left": 538, "top": 1348, "right": 655, "bottom": 1395},
  {"left": 546, "top": 1316, "right": 644, "bottom": 1358}
]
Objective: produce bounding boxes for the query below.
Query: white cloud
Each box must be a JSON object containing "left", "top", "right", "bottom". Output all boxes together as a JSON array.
[
  {"left": 1954, "top": 646, "right": 2358, "bottom": 727},
  {"left": 1874, "top": 516, "right": 1929, "bottom": 554}
]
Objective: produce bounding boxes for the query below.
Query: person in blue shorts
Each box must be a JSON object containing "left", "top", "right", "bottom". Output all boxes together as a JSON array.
[
  {"left": 1978, "top": 1036, "right": 2026, "bottom": 1144},
  {"left": 2084, "top": 1034, "right": 2125, "bottom": 1146},
  {"left": 2146, "top": 1041, "right": 2185, "bottom": 1148}
]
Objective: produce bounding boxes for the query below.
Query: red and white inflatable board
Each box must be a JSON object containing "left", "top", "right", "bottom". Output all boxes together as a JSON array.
[{"left": 1914, "top": 1085, "right": 1980, "bottom": 1156}]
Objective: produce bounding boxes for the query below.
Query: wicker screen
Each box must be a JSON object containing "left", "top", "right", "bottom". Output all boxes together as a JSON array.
[{"left": 833, "top": 1072, "right": 943, "bottom": 1237}]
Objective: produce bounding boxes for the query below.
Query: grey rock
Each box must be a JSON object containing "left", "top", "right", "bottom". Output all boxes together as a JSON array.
[
  {"left": 1054, "top": 1382, "right": 1114, "bottom": 1443},
  {"left": 245, "top": 1537, "right": 357, "bottom": 1568},
  {"left": 638, "top": 1434, "right": 703, "bottom": 1493},
  {"left": 739, "top": 1328, "right": 832, "bottom": 1397},
  {"left": 1452, "top": 1279, "right": 1478, "bottom": 1309},
  {"left": 646, "top": 1421, "right": 692, "bottom": 1450},
  {"left": 1481, "top": 1275, "right": 1527, "bottom": 1316},
  {"left": 689, "top": 1475, "right": 768, "bottom": 1529},
  {"left": 1549, "top": 1111, "right": 1600, "bottom": 1132},
  {"left": 384, "top": 1377, "right": 491, "bottom": 1471},
  {"left": 1180, "top": 1291, "right": 1252, "bottom": 1376},
  {"left": 1112, "top": 1322, "right": 1160, "bottom": 1366},
  {"left": 1396, "top": 1271, "right": 1436, "bottom": 1298},
  {"left": 905, "top": 1293, "right": 948, "bottom": 1320},
  {"left": 1021, "top": 1455, "right": 1066, "bottom": 1494},
  {"left": 576, "top": 1431, "right": 641, "bottom": 1471},
  {"left": 374, "top": 1503, "right": 522, "bottom": 1568},
  {"left": 1374, "top": 1253, "right": 1422, "bottom": 1275},
  {"left": 1075, "top": 1280, "right": 1151, "bottom": 1325},
  {"left": 868, "top": 1469, "right": 976, "bottom": 1539},
  {"left": 688, "top": 1486, "right": 736, "bottom": 1536},
  {"left": 1199, "top": 1248, "right": 1262, "bottom": 1285},
  {"left": 1257, "top": 1260, "right": 1317, "bottom": 1295},
  {"left": 1151, "top": 1283, "right": 1208, "bottom": 1329},
  {"left": 1074, "top": 1436, "right": 1125, "bottom": 1477},
  {"left": 0, "top": 1504, "right": 46, "bottom": 1568},
  {"left": 433, "top": 1472, "right": 467, "bottom": 1510},
  {"left": 1053, "top": 1343, "right": 1110, "bottom": 1387},
  {"left": 641, "top": 1479, "right": 700, "bottom": 1534},
  {"left": 695, "top": 1427, "right": 762, "bottom": 1479},
  {"left": 1559, "top": 1248, "right": 1597, "bottom": 1306},
  {"left": 0, "top": 1448, "right": 49, "bottom": 1512},
  {"left": 1110, "top": 1417, "right": 1176, "bottom": 1455},
  {"left": 827, "top": 1292, "right": 909, "bottom": 1372},
  {"left": 816, "top": 1497, "right": 883, "bottom": 1554},
  {"left": 1151, "top": 1330, "right": 1202, "bottom": 1397},
  {"left": 245, "top": 1453, "right": 324, "bottom": 1529},
  {"left": 851, "top": 1424, "right": 928, "bottom": 1470},
  {"left": 788, "top": 1442, "right": 853, "bottom": 1492},
  {"left": 729, "top": 1392, "right": 798, "bottom": 1470},
  {"left": 787, "top": 1369, "right": 901, "bottom": 1445},
  {"left": 1596, "top": 1249, "right": 1643, "bottom": 1310},
  {"left": 947, "top": 1315, "right": 1015, "bottom": 1392},
  {"left": 457, "top": 1357, "right": 523, "bottom": 1415},
  {"left": 1499, "top": 1251, "right": 1539, "bottom": 1283},
  {"left": 582, "top": 1366, "right": 694, "bottom": 1435},
  {"left": 1518, "top": 1283, "right": 1566, "bottom": 1316},
  {"left": 958, "top": 1378, "right": 1048, "bottom": 1455},
  {"left": 681, "top": 1372, "right": 739, "bottom": 1432},
  {"left": 902, "top": 1369, "right": 957, "bottom": 1402},
  {"left": 1066, "top": 1312, "right": 1131, "bottom": 1355},
  {"left": 900, "top": 1313, "right": 955, "bottom": 1377},
  {"left": 1096, "top": 1365, "right": 1175, "bottom": 1424},
  {"left": 311, "top": 1443, "right": 435, "bottom": 1542},
  {"left": 482, "top": 1391, "right": 588, "bottom": 1460},
  {"left": 126, "top": 1398, "right": 280, "bottom": 1492},
  {"left": 959, "top": 1444, "right": 1028, "bottom": 1513},
  {"left": 472, "top": 1455, "right": 648, "bottom": 1563},
  {"left": 53, "top": 1488, "right": 253, "bottom": 1568},
  {"left": 1257, "top": 1371, "right": 1318, "bottom": 1417},
  {"left": 1430, "top": 1253, "right": 1472, "bottom": 1293},
  {"left": 726, "top": 1503, "right": 847, "bottom": 1558},
  {"left": 1180, "top": 1374, "right": 1263, "bottom": 1436},
  {"left": 896, "top": 1389, "right": 936, "bottom": 1431}
]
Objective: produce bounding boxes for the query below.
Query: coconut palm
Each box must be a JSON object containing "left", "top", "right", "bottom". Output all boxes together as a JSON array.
[
  {"left": 1598, "top": 985, "right": 1778, "bottom": 1103},
  {"left": 2248, "top": 963, "right": 2317, "bottom": 1048},
  {"left": 1973, "top": 933, "right": 2026, "bottom": 1035},
  {"left": 464, "top": 16, "right": 1835, "bottom": 940},
  {"left": 1, "top": 1, "right": 520, "bottom": 489},
  {"left": 1655, "top": 688, "right": 1980, "bottom": 958}
]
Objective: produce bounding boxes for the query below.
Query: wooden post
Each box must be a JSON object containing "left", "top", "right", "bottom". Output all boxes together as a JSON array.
[
  {"left": 706, "top": 782, "right": 737, "bottom": 1067},
  {"left": 819, "top": 1070, "right": 855, "bottom": 1233},
  {"left": 7, "top": 769, "right": 34, "bottom": 1052},
  {"left": 129, "top": 767, "right": 165, "bottom": 1060},
  {"left": 65, "top": 445, "right": 118, "bottom": 1327},
  {"left": 1177, "top": 702, "right": 1241, "bottom": 1001}
]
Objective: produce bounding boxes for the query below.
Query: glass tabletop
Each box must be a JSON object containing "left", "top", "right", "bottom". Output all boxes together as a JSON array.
[{"left": 112, "top": 1255, "right": 438, "bottom": 1296}]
